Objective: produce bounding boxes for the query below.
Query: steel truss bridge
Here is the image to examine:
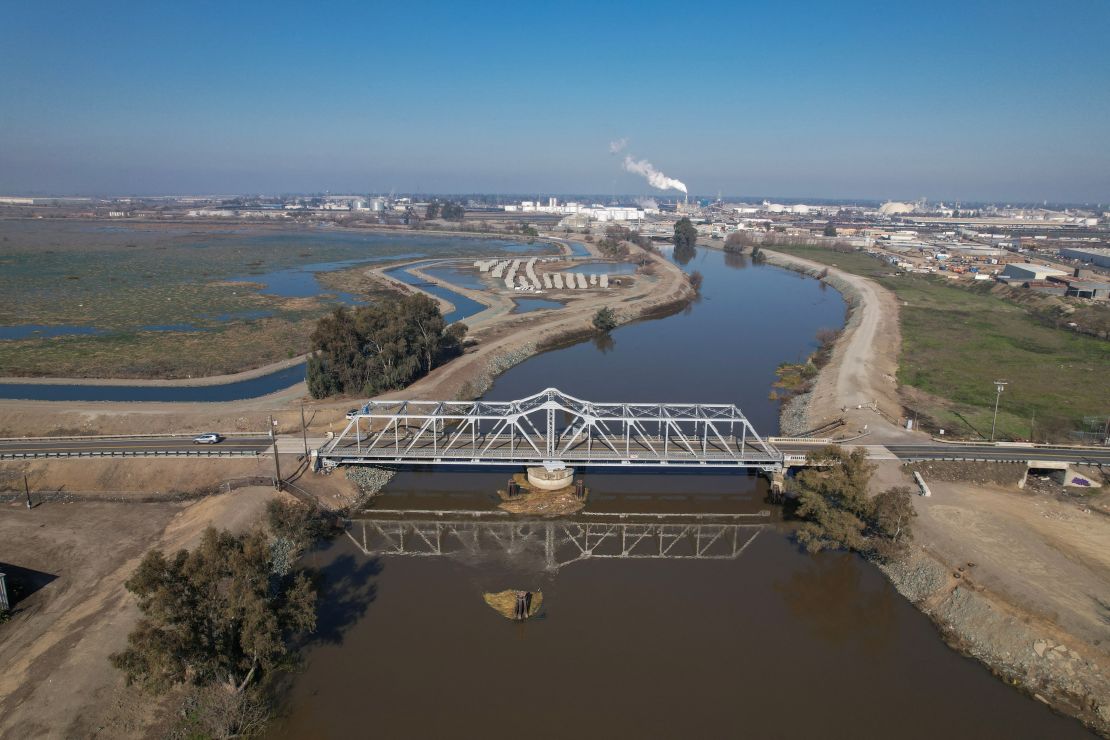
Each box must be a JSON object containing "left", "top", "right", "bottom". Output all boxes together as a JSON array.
[
  {"left": 319, "top": 387, "right": 781, "bottom": 471},
  {"left": 347, "top": 515, "right": 765, "bottom": 571}
]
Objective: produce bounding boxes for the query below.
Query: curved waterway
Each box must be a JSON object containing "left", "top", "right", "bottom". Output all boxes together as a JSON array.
[
  {"left": 271, "top": 248, "right": 1092, "bottom": 739},
  {"left": 0, "top": 249, "right": 520, "bottom": 402},
  {"left": 384, "top": 261, "right": 488, "bottom": 325}
]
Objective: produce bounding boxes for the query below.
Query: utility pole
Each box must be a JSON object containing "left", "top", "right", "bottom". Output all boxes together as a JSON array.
[
  {"left": 990, "top": 380, "right": 1008, "bottom": 442},
  {"left": 269, "top": 415, "right": 283, "bottom": 491},
  {"left": 23, "top": 474, "right": 31, "bottom": 510},
  {"left": 300, "top": 404, "right": 310, "bottom": 458}
]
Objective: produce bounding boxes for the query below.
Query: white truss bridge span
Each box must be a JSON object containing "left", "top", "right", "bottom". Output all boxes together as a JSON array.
[
  {"left": 319, "top": 387, "right": 782, "bottom": 471},
  {"left": 347, "top": 516, "right": 765, "bottom": 571}
]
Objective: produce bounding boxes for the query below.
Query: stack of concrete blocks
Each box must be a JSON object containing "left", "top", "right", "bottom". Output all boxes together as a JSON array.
[
  {"left": 542, "top": 273, "right": 553, "bottom": 289},
  {"left": 600, "top": 274, "right": 609, "bottom": 288},
  {"left": 525, "top": 258, "right": 542, "bottom": 289},
  {"left": 553, "top": 273, "right": 564, "bottom": 289},
  {"left": 575, "top": 273, "right": 588, "bottom": 289},
  {"left": 589, "top": 274, "right": 598, "bottom": 286},
  {"left": 504, "top": 259, "right": 521, "bottom": 290},
  {"left": 491, "top": 260, "right": 508, "bottom": 279}
]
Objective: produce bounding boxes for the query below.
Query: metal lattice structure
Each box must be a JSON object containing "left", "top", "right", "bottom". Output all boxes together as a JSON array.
[
  {"left": 347, "top": 517, "right": 764, "bottom": 571},
  {"left": 320, "top": 387, "right": 781, "bottom": 470}
]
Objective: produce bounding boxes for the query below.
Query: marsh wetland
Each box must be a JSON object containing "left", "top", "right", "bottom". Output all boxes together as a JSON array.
[{"left": 0, "top": 221, "right": 550, "bottom": 378}]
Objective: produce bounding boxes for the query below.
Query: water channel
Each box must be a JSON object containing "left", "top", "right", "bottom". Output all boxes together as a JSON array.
[{"left": 270, "top": 248, "right": 1092, "bottom": 738}]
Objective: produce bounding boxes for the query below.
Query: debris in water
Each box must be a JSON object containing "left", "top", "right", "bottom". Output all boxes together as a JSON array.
[
  {"left": 484, "top": 590, "right": 543, "bottom": 621},
  {"left": 497, "top": 473, "right": 586, "bottom": 516}
]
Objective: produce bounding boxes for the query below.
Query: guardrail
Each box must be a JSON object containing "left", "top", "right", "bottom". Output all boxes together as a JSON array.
[
  {"left": 0, "top": 432, "right": 267, "bottom": 443},
  {"left": 0, "top": 449, "right": 261, "bottom": 460},
  {"left": 768, "top": 437, "right": 832, "bottom": 444},
  {"left": 928, "top": 437, "right": 1107, "bottom": 450}
]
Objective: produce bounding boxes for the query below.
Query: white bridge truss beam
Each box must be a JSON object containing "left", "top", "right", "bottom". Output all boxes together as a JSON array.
[{"left": 320, "top": 387, "right": 782, "bottom": 470}]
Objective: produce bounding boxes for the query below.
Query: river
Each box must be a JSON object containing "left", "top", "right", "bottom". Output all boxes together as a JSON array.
[{"left": 269, "top": 248, "right": 1093, "bottom": 738}]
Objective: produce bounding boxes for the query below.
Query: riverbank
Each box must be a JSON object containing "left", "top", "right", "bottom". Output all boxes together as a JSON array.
[
  {"left": 761, "top": 239, "right": 1110, "bottom": 734},
  {"left": 714, "top": 241, "right": 1110, "bottom": 734},
  {"left": 374, "top": 241, "right": 694, "bottom": 403},
  {"left": 697, "top": 242, "right": 909, "bottom": 442},
  {"left": 764, "top": 244, "right": 1109, "bottom": 442},
  {"left": 870, "top": 462, "right": 1110, "bottom": 735}
]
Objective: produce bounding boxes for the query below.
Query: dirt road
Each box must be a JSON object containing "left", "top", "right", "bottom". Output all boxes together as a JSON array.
[{"left": 761, "top": 249, "right": 911, "bottom": 441}]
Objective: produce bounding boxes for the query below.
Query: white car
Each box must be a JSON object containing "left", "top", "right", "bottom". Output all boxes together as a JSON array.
[
  {"left": 192, "top": 433, "right": 222, "bottom": 444},
  {"left": 345, "top": 409, "right": 360, "bottom": 420}
]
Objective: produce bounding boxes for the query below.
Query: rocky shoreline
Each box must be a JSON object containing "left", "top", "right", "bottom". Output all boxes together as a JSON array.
[{"left": 882, "top": 549, "right": 1110, "bottom": 736}]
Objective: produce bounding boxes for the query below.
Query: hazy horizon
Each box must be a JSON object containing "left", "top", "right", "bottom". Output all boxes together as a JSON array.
[{"left": 2, "top": 0, "right": 1108, "bottom": 202}]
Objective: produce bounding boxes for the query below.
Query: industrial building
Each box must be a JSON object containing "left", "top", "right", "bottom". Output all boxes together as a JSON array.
[
  {"left": 1059, "top": 247, "right": 1110, "bottom": 269},
  {"left": 999, "top": 264, "right": 1068, "bottom": 282}
]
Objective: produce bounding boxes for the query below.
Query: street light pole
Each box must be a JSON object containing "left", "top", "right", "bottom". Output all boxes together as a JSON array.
[{"left": 990, "top": 380, "right": 1008, "bottom": 442}]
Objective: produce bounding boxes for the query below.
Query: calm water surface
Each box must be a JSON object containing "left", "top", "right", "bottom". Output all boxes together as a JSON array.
[
  {"left": 384, "top": 261, "right": 488, "bottom": 324},
  {"left": 511, "top": 297, "right": 564, "bottom": 313},
  {"left": 271, "top": 248, "right": 1092, "bottom": 739}
]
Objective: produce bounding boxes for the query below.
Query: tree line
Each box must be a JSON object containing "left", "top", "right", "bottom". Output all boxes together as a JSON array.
[
  {"left": 306, "top": 294, "right": 467, "bottom": 398},
  {"left": 424, "top": 200, "right": 465, "bottom": 220}
]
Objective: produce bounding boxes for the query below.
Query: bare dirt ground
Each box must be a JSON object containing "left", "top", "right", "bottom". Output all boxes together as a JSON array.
[
  {"left": 761, "top": 249, "right": 911, "bottom": 442},
  {"left": 0, "top": 487, "right": 290, "bottom": 739},
  {"left": 871, "top": 461, "right": 1110, "bottom": 734},
  {"left": 0, "top": 457, "right": 272, "bottom": 497}
]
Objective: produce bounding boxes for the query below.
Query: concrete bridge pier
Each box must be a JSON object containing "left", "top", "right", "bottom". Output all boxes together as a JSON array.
[
  {"left": 527, "top": 464, "right": 575, "bottom": 491},
  {"left": 767, "top": 470, "right": 786, "bottom": 502}
]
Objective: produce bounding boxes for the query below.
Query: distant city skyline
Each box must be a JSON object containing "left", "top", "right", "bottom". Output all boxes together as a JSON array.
[{"left": 2, "top": 0, "right": 1108, "bottom": 202}]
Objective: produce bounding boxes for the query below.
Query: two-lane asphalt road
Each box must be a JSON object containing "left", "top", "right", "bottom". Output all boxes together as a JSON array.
[
  {"left": 2, "top": 434, "right": 1107, "bottom": 466},
  {"left": 878, "top": 443, "right": 1110, "bottom": 465},
  {"left": 775, "top": 442, "right": 1110, "bottom": 466},
  {"left": 0, "top": 435, "right": 274, "bottom": 459}
]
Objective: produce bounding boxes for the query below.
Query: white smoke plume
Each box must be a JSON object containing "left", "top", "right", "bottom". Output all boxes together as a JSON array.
[
  {"left": 608, "top": 138, "right": 628, "bottom": 154},
  {"left": 622, "top": 155, "right": 687, "bottom": 194},
  {"left": 634, "top": 196, "right": 659, "bottom": 209}
]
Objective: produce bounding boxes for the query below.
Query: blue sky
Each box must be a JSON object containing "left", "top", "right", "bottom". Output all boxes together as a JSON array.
[{"left": 2, "top": 0, "right": 1108, "bottom": 202}]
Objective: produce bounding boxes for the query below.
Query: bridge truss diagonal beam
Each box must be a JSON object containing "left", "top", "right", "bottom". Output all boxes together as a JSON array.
[{"left": 320, "top": 387, "right": 782, "bottom": 470}]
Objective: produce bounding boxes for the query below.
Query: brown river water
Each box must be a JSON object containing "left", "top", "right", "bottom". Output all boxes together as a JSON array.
[{"left": 270, "top": 248, "right": 1093, "bottom": 738}]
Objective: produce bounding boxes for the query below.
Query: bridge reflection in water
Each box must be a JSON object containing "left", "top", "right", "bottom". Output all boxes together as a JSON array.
[{"left": 346, "top": 514, "right": 766, "bottom": 572}]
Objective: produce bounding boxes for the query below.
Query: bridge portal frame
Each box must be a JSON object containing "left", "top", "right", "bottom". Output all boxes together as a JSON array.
[{"left": 319, "top": 387, "right": 782, "bottom": 471}]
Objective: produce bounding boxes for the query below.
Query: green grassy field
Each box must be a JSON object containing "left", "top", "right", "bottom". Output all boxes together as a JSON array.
[{"left": 769, "top": 245, "right": 1110, "bottom": 441}]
